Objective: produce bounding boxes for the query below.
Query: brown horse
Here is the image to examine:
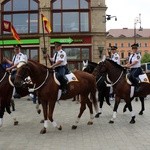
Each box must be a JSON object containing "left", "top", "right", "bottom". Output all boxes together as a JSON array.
[
  {"left": 93, "top": 58, "right": 150, "bottom": 124},
  {"left": 0, "top": 63, "right": 38, "bottom": 128},
  {"left": 14, "top": 60, "right": 98, "bottom": 134}
]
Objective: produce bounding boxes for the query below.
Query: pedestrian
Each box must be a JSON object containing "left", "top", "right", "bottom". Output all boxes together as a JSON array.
[
  {"left": 3, "top": 44, "right": 27, "bottom": 98},
  {"left": 124, "top": 43, "right": 143, "bottom": 92},
  {"left": 48, "top": 42, "right": 69, "bottom": 94}
]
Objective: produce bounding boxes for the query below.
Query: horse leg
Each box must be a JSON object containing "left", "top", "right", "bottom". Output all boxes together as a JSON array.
[
  {"left": 139, "top": 97, "right": 145, "bottom": 115},
  {"left": 48, "top": 101, "right": 62, "bottom": 130},
  {"left": 126, "top": 100, "right": 136, "bottom": 124},
  {"left": 10, "top": 99, "right": 15, "bottom": 111},
  {"left": 109, "top": 96, "right": 120, "bottom": 124},
  {"left": 95, "top": 91, "right": 103, "bottom": 118},
  {"left": 85, "top": 97, "right": 94, "bottom": 125},
  {"left": 123, "top": 97, "right": 134, "bottom": 113},
  {"left": 36, "top": 98, "right": 41, "bottom": 114},
  {"left": 72, "top": 95, "right": 86, "bottom": 130},
  {"left": 40, "top": 101, "right": 48, "bottom": 134},
  {"left": 0, "top": 109, "right": 4, "bottom": 127}
]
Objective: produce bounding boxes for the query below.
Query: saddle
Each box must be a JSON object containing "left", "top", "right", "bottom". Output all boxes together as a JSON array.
[
  {"left": 126, "top": 73, "right": 149, "bottom": 85},
  {"left": 54, "top": 72, "right": 78, "bottom": 86}
]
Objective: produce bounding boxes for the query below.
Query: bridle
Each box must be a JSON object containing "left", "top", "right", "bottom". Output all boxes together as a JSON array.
[{"left": 16, "top": 68, "right": 49, "bottom": 92}]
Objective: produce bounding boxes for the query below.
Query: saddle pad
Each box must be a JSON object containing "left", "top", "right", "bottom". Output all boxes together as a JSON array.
[
  {"left": 139, "top": 74, "right": 149, "bottom": 83},
  {"left": 54, "top": 72, "right": 78, "bottom": 86}
]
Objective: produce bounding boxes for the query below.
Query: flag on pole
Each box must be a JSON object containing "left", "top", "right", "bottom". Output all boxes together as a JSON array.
[
  {"left": 41, "top": 14, "right": 52, "bottom": 33},
  {"left": 2, "top": 20, "right": 21, "bottom": 43}
]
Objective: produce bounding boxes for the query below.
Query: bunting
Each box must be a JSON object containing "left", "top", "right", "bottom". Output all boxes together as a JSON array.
[{"left": 41, "top": 14, "right": 52, "bottom": 33}]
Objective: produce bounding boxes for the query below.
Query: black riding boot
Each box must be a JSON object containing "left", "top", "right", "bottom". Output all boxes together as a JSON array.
[{"left": 61, "top": 84, "right": 67, "bottom": 95}]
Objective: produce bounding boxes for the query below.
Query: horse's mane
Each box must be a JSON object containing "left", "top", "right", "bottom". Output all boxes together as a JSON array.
[
  {"left": 88, "top": 61, "right": 98, "bottom": 66},
  {"left": 106, "top": 59, "right": 126, "bottom": 72},
  {"left": 28, "top": 59, "right": 48, "bottom": 69}
]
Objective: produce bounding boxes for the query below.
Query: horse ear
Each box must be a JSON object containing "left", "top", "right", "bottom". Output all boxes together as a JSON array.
[{"left": 83, "top": 60, "right": 86, "bottom": 66}]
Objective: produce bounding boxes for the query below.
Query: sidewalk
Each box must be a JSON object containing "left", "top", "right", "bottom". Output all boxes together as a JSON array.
[{"left": 1, "top": 96, "right": 150, "bottom": 150}]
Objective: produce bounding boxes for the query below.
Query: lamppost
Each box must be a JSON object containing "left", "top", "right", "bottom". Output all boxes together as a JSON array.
[
  {"left": 98, "top": 46, "right": 104, "bottom": 58},
  {"left": 134, "top": 13, "right": 143, "bottom": 43},
  {"left": 103, "top": 15, "right": 117, "bottom": 23}
]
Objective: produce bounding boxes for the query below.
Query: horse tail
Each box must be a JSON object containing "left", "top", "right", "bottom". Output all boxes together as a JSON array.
[{"left": 90, "top": 87, "right": 98, "bottom": 114}]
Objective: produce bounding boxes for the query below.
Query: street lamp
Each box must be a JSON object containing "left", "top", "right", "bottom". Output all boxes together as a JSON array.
[
  {"left": 103, "top": 15, "right": 117, "bottom": 23},
  {"left": 98, "top": 46, "right": 104, "bottom": 58},
  {"left": 134, "top": 13, "right": 143, "bottom": 43}
]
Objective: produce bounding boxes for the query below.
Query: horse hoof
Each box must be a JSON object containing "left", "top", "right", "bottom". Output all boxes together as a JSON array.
[
  {"left": 130, "top": 120, "right": 136, "bottom": 124},
  {"left": 58, "top": 125, "right": 62, "bottom": 130},
  {"left": 87, "top": 121, "right": 93, "bottom": 125},
  {"left": 109, "top": 120, "right": 114, "bottom": 124},
  {"left": 37, "top": 110, "right": 41, "bottom": 114},
  {"left": 123, "top": 108, "right": 126, "bottom": 113},
  {"left": 14, "top": 121, "right": 19, "bottom": 126},
  {"left": 139, "top": 111, "right": 143, "bottom": 115},
  {"left": 40, "top": 128, "right": 46, "bottom": 134},
  {"left": 95, "top": 112, "right": 101, "bottom": 118},
  {"left": 72, "top": 125, "right": 77, "bottom": 130},
  {"left": 40, "top": 120, "right": 44, "bottom": 123}
]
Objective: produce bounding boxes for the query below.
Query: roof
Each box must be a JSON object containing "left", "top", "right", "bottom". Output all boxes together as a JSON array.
[{"left": 107, "top": 28, "right": 150, "bottom": 38}]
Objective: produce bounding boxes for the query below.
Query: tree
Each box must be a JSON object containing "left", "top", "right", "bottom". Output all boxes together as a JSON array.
[{"left": 141, "top": 52, "right": 150, "bottom": 63}]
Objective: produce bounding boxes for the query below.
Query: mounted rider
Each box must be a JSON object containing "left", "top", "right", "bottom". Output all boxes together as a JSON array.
[
  {"left": 48, "top": 42, "right": 69, "bottom": 95},
  {"left": 124, "top": 43, "right": 143, "bottom": 92}
]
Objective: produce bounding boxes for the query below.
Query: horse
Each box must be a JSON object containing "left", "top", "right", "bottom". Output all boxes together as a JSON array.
[
  {"left": 93, "top": 58, "right": 150, "bottom": 124},
  {"left": 83, "top": 60, "right": 148, "bottom": 116},
  {"left": 14, "top": 60, "right": 98, "bottom": 134},
  {"left": 0, "top": 63, "right": 40, "bottom": 128},
  {"left": 82, "top": 60, "right": 111, "bottom": 117}
]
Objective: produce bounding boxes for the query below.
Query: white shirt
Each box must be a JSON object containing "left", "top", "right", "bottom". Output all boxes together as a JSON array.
[
  {"left": 12, "top": 52, "right": 26, "bottom": 71},
  {"left": 111, "top": 52, "right": 120, "bottom": 64},
  {"left": 52, "top": 49, "right": 67, "bottom": 66},
  {"left": 129, "top": 52, "right": 141, "bottom": 68}
]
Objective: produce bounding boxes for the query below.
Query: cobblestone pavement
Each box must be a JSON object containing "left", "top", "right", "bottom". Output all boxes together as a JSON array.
[{"left": 1, "top": 96, "right": 150, "bottom": 150}]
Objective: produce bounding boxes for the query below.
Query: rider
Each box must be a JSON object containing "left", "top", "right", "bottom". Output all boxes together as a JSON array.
[
  {"left": 109, "top": 46, "right": 120, "bottom": 100},
  {"left": 124, "top": 43, "right": 143, "bottom": 92},
  {"left": 110, "top": 46, "right": 120, "bottom": 65},
  {"left": 48, "top": 42, "right": 69, "bottom": 94},
  {"left": 3, "top": 44, "right": 27, "bottom": 98}
]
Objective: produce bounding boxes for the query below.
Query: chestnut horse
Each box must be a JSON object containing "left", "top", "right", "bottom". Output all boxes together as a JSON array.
[
  {"left": 93, "top": 59, "right": 150, "bottom": 124},
  {"left": 0, "top": 63, "right": 38, "bottom": 128},
  {"left": 83, "top": 60, "right": 148, "bottom": 116},
  {"left": 82, "top": 60, "right": 111, "bottom": 117},
  {"left": 14, "top": 60, "right": 98, "bottom": 134}
]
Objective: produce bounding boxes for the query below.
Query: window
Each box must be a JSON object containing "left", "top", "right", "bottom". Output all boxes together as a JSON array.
[
  {"left": 128, "top": 43, "right": 131, "bottom": 47},
  {"left": 51, "top": 0, "right": 90, "bottom": 33},
  {"left": 2, "top": 0, "right": 39, "bottom": 34},
  {"left": 121, "top": 43, "right": 124, "bottom": 47},
  {"left": 121, "top": 52, "right": 124, "bottom": 58},
  {"left": 145, "top": 43, "right": 148, "bottom": 47}
]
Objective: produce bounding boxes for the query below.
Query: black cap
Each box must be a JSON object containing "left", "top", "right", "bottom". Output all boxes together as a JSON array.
[
  {"left": 110, "top": 46, "right": 117, "bottom": 50},
  {"left": 54, "top": 42, "right": 62, "bottom": 47},
  {"left": 14, "top": 44, "right": 21, "bottom": 49},
  {"left": 131, "top": 43, "right": 139, "bottom": 49}
]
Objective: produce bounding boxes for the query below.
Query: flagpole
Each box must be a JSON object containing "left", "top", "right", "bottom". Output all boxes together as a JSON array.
[{"left": 41, "top": 14, "right": 47, "bottom": 66}]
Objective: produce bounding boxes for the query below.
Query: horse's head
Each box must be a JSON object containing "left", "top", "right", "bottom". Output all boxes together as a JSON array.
[
  {"left": 82, "top": 60, "right": 98, "bottom": 73},
  {"left": 14, "top": 62, "right": 30, "bottom": 88},
  {"left": 92, "top": 60, "right": 107, "bottom": 77}
]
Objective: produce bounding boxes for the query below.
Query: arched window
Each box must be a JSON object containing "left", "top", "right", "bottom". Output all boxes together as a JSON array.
[
  {"left": 1, "top": 0, "right": 39, "bottom": 34},
  {"left": 51, "top": 0, "right": 90, "bottom": 33}
]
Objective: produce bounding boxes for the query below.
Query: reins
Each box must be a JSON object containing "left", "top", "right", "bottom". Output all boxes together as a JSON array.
[
  {"left": 105, "top": 70, "right": 124, "bottom": 87},
  {"left": 0, "top": 72, "right": 7, "bottom": 83},
  {"left": 28, "top": 68, "right": 49, "bottom": 92}
]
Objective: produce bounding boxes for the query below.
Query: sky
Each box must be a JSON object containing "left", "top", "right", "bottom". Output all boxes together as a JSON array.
[{"left": 106, "top": 0, "right": 150, "bottom": 31}]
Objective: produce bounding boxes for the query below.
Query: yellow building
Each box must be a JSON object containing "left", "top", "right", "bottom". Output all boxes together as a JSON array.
[
  {"left": 106, "top": 28, "right": 150, "bottom": 64},
  {"left": 0, "top": 0, "right": 107, "bottom": 70}
]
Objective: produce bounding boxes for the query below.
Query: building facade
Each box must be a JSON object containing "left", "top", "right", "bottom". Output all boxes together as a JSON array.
[
  {"left": 0, "top": 0, "right": 107, "bottom": 71},
  {"left": 106, "top": 28, "right": 150, "bottom": 64}
]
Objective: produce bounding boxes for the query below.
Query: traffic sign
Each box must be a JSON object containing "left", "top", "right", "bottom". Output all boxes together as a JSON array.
[{"left": 50, "top": 37, "right": 73, "bottom": 44}]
